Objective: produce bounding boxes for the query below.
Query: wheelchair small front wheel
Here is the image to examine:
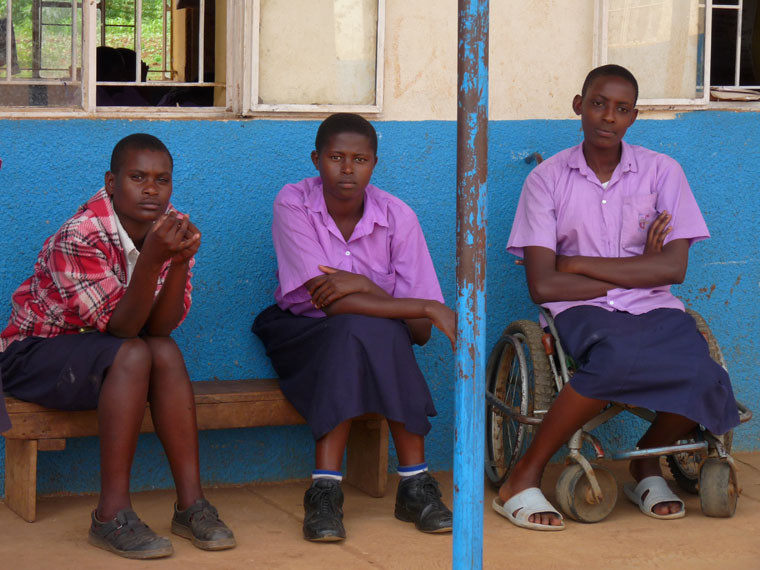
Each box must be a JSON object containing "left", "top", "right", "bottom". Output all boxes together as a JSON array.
[
  {"left": 699, "top": 458, "right": 738, "bottom": 518},
  {"left": 555, "top": 464, "right": 617, "bottom": 523}
]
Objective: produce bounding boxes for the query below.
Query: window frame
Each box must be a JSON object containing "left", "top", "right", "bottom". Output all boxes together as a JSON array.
[
  {"left": 0, "top": 0, "right": 243, "bottom": 118},
  {"left": 0, "top": 0, "right": 385, "bottom": 118},
  {"left": 596, "top": 0, "right": 760, "bottom": 110},
  {"left": 243, "top": 0, "right": 385, "bottom": 116},
  {"left": 594, "top": 0, "right": 714, "bottom": 109}
]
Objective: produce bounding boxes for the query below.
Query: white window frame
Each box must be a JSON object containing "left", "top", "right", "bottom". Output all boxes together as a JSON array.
[
  {"left": 244, "top": 0, "right": 385, "bottom": 116},
  {"left": 595, "top": 0, "right": 760, "bottom": 110},
  {"left": 0, "top": 0, "right": 244, "bottom": 119},
  {"left": 594, "top": 0, "right": 712, "bottom": 108}
]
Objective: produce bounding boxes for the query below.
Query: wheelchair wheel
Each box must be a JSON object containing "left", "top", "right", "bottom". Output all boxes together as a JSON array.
[
  {"left": 699, "top": 458, "right": 738, "bottom": 517},
  {"left": 667, "top": 309, "right": 733, "bottom": 495},
  {"left": 555, "top": 464, "right": 617, "bottom": 523},
  {"left": 485, "top": 320, "right": 555, "bottom": 487}
]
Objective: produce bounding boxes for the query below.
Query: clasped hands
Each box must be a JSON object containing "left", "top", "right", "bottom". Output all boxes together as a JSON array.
[{"left": 143, "top": 211, "right": 201, "bottom": 266}]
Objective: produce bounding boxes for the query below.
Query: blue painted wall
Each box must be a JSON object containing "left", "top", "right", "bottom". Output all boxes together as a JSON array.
[{"left": 0, "top": 112, "right": 757, "bottom": 495}]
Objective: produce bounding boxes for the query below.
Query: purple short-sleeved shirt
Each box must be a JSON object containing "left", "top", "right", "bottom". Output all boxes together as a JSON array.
[
  {"left": 508, "top": 141, "right": 709, "bottom": 318},
  {"left": 272, "top": 177, "right": 444, "bottom": 317}
]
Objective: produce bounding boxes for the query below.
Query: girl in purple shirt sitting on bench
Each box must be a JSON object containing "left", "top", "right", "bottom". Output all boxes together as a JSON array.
[{"left": 254, "top": 113, "right": 456, "bottom": 543}]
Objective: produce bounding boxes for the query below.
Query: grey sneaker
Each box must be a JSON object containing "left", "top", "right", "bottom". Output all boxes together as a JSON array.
[
  {"left": 88, "top": 508, "right": 173, "bottom": 559},
  {"left": 171, "top": 498, "right": 236, "bottom": 550}
]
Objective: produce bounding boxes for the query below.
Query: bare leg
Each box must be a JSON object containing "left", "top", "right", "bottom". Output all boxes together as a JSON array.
[
  {"left": 144, "top": 336, "right": 203, "bottom": 510},
  {"left": 315, "top": 420, "right": 352, "bottom": 471},
  {"left": 629, "top": 411, "right": 697, "bottom": 516},
  {"left": 388, "top": 420, "right": 425, "bottom": 466},
  {"left": 498, "top": 384, "right": 607, "bottom": 526},
  {"left": 96, "top": 338, "right": 152, "bottom": 520}
]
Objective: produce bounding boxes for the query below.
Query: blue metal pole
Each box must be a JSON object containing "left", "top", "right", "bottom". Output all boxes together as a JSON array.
[{"left": 455, "top": 0, "right": 488, "bottom": 568}]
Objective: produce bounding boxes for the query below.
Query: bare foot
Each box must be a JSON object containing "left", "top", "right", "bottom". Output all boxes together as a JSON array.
[{"left": 629, "top": 458, "right": 683, "bottom": 516}]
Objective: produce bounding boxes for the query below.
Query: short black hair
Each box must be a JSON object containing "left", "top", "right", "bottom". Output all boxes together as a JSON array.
[
  {"left": 315, "top": 113, "right": 378, "bottom": 155},
  {"left": 581, "top": 64, "right": 639, "bottom": 104},
  {"left": 110, "top": 133, "right": 173, "bottom": 174}
]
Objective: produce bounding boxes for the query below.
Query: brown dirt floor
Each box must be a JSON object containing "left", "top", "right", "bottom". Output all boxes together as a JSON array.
[{"left": 1, "top": 453, "right": 759, "bottom": 569}]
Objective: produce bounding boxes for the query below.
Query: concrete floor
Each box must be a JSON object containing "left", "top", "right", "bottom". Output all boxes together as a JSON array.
[{"left": 1, "top": 454, "right": 759, "bottom": 569}]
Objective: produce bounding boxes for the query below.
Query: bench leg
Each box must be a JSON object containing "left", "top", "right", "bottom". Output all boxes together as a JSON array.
[
  {"left": 345, "top": 418, "right": 388, "bottom": 498},
  {"left": 5, "top": 439, "right": 38, "bottom": 522}
]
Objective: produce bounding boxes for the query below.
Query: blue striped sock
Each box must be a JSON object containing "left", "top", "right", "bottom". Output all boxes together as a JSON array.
[
  {"left": 398, "top": 462, "right": 428, "bottom": 478},
  {"left": 312, "top": 469, "right": 343, "bottom": 482}
]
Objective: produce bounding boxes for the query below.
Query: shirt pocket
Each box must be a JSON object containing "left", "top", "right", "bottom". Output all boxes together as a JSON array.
[
  {"left": 621, "top": 193, "right": 658, "bottom": 255},
  {"left": 368, "top": 268, "right": 397, "bottom": 296}
]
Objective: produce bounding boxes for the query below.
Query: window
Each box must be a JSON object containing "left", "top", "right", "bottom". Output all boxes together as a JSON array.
[
  {"left": 0, "top": 0, "right": 385, "bottom": 116},
  {"left": 0, "top": 0, "right": 84, "bottom": 107},
  {"left": 595, "top": 0, "right": 760, "bottom": 107},
  {"left": 248, "top": 0, "right": 384, "bottom": 114},
  {"left": 710, "top": 0, "right": 760, "bottom": 101}
]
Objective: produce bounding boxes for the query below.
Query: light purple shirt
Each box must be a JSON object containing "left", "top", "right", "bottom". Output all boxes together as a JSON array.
[
  {"left": 272, "top": 177, "right": 444, "bottom": 317},
  {"left": 508, "top": 141, "right": 709, "bottom": 318}
]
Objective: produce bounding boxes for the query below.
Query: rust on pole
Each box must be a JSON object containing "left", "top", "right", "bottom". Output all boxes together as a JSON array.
[{"left": 454, "top": 0, "right": 488, "bottom": 568}]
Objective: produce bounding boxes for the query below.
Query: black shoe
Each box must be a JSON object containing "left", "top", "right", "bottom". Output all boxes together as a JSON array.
[
  {"left": 303, "top": 479, "right": 346, "bottom": 542},
  {"left": 88, "top": 508, "right": 174, "bottom": 559},
  {"left": 172, "top": 498, "right": 236, "bottom": 551},
  {"left": 394, "top": 472, "right": 453, "bottom": 533}
]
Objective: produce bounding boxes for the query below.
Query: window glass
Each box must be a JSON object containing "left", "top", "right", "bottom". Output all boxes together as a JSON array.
[
  {"left": 710, "top": 0, "right": 760, "bottom": 90},
  {"left": 0, "top": 0, "right": 83, "bottom": 107},
  {"left": 606, "top": 0, "right": 705, "bottom": 100},
  {"left": 96, "top": 0, "right": 223, "bottom": 108},
  {"left": 257, "top": 0, "right": 378, "bottom": 106}
]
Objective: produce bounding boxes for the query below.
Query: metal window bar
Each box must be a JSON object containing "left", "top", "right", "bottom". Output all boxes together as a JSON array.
[
  {"left": 70, "top": 0, "right": 77, "bottom": 82},
  {"left": 135, "top": 0, "right": 142, "bottom": 83},
  {"left": 162, "top": 0, "right": 168, "bottom": 79},
  {"left": 198, "top": 0, "right": 204, "bottom": 82},
  {"left": 4, "top": 0, "right": 11, "bottom": 82},
  {"left": 713, "top": 1, "right": 744, "bottom": 87}
]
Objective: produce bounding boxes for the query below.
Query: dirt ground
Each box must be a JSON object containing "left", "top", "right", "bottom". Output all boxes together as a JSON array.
[{"left": 1, "top": 453, "right": 759, "bottom": 569}]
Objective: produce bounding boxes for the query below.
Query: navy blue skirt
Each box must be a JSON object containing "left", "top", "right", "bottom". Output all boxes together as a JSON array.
[
  {"left": 0, "top": 372, "right": 10, "bottom": 433},
  {"left": 555, "top": 306, "right": 740, "bottom": 435},
  {"left": 252, "top": 305, "right": 437, "bottom": 440},
  {"left": 0, "top": 332, "right": 127, "bottom": 412}
]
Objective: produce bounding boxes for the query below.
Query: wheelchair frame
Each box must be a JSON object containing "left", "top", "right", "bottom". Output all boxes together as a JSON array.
[{"left": 485, "top": 306, "right": 753, "bottom": 522}]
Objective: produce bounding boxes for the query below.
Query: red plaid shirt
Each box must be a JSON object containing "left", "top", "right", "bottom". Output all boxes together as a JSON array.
[{"left": 0, "top": 188, "right": 193, "bottom": 350}]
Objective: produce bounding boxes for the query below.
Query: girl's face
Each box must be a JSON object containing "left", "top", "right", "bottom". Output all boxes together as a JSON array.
[
  {"left": 105, "top": 148, "right": 173, "bottom": 243},
  {"left": 572, "top": 74, "right": 638, "bottom": 152},
  {"left": 311, "top": 132, "right": 378, "bottom": 207}
]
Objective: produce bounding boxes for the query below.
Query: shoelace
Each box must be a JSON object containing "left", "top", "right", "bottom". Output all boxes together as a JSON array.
[
  {"left": 317, "top": 487, "right": 337, "bottom": 514},
  {"left": 417, "top": 478, "right": 442, "bottom": 503}
]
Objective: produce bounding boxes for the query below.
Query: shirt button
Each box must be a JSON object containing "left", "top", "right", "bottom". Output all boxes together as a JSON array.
[
  {"left": 602, "top": 199, "right": 607, "bottom": 204},
  {"left": 609, "top": 300, "right": 615, "bottom": 305},
  {"left": 345, "top": 251, "right": 351, "bottom": 256}
]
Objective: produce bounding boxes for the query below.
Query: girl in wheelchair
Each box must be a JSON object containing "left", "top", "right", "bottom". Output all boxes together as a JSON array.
[{"left": 493, "top": 65, "right": 740, "bottom": 531}]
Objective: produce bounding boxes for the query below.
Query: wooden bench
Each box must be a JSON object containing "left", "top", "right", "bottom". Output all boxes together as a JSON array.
[{"left": 2, "top": 379, "right": 389, "bottom": 522}]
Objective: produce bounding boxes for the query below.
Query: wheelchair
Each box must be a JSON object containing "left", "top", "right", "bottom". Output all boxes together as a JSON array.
[{"left": 485, "top": 306, "right": 753, "bottom": 522}]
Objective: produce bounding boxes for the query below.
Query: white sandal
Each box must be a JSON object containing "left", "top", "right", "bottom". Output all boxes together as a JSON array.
[
  {"left": 623, "top": 476, "right": 685, "bottom": 520},
  {"left": 492, "top": 488, "right": 565, "bottom": 531}
]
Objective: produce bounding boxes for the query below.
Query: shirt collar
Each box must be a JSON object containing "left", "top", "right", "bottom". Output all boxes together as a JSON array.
[
  {"left": 111, "top": 201, "right": 140, "bottom": 283},
  {"left": 303, "top": 177, "right": 389, "bottom": 242},
  {"left": 567, "top": 140, "right": 638, "bottom": 181}
]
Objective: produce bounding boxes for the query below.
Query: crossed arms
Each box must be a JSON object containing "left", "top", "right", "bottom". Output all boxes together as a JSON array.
[
  {"left": 524, "top": 211, "right": 689, "bottom": 304},
  {"left": 305, "top": 265, "right": 456, "bottom": 350}
]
